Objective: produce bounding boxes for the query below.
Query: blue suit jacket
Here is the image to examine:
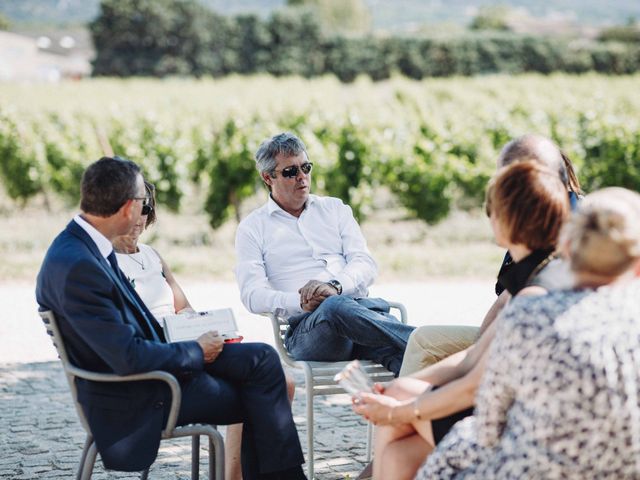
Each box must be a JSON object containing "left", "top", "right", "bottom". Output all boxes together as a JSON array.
[{"left": 36, "top": 220, "right": 204, "bottom": 471}]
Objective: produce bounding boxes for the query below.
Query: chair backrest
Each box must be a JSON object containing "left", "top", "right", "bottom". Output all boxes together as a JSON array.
[
  {"left": 274, "top": 313, "right": 289, "bottom": 342},
  {"left": 40, "top": 310, "right": 92, "bottom": 434}
]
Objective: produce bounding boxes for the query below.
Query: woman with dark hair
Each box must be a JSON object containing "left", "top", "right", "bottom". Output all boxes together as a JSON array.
[
  {"left": 418, "top": 187, "right": 640, "bottom": 479},
  {"left": 352, "top": 161, "right": 571, "bottom": 480},
  {"left": 113, "top": 181, "right": 194, "bottom": 317},
  {"left": 113, "top": 181, "right": 295, "bottom": 480}
]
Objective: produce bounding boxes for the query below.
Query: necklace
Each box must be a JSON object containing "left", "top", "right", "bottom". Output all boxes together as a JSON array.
[
  {"left": 116, "top": 245, "right": 145, "bottom": 270},
  {"left": 126, "top": 253, "right": 145, "bottom": 270},
  {"left": 526, "top": 252, "right": 557, "bottom": 285}
]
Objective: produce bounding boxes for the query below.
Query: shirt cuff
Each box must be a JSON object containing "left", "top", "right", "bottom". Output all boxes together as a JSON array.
[{"left": 284, "top": 291, "right": 303, "bottom": 315}]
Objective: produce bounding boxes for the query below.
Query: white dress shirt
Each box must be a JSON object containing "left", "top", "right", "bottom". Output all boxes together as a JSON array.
[
  {"left": 235, "top": 194, "right": 377, "bottom": 317},
  {"left": 74, "top": 214, "right": 113, "bottom": 260}
]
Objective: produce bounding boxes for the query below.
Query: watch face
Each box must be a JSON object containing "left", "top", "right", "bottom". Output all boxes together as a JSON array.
[{"left": 329, "top": 280, "right": 342, "bottom": 294}]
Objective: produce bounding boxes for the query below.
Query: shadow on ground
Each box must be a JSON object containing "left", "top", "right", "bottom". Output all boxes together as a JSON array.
[{"left": 0, "top": 362, "right": 367, "bottom": 479}]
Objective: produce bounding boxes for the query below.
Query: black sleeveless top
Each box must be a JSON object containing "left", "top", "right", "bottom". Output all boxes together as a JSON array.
[{"left": 497, "top": 248, "right": 556, "bottom": 296}]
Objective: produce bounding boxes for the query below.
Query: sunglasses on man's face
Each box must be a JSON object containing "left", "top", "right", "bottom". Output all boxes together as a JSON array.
[{"left": 274, "top": 162, "right": 313, "bottom": 179}]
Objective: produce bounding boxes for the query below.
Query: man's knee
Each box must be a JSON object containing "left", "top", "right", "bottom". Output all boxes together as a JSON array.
[
  {"left": 258, "top": 343, "right": 281, "bottom": 367},
  {"left": 316, "top": 294, "right": 354, "bottom": 320},
  {"left": 400, "top": 325, "right": 478, "bottom": 376},
  {"left": 243, "top": 343, "right": 282, "bottom": 372}
]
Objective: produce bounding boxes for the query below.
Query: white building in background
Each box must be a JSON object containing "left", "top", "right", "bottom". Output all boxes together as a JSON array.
[{"left": 0, "top": 30, "right": 92, "bottom": 82}]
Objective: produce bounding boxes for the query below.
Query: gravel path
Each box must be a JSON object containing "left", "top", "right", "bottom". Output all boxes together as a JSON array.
[{"left": 0, "top": 280, "right": 493, "bottom": 479}]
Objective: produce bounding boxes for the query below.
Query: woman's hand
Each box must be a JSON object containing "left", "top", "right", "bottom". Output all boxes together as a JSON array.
[
  {"left": 177, "top": 306, "right": 196, "bottom": 315},
  {"left": 352, "top": 392, "right": 410, "bottom": 426}
]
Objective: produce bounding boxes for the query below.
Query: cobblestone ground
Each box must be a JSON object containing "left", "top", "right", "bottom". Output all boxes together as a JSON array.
[
  {"left": 0, "top": 361, "right": 369, "bottom": 479},
  {"left": 0, "top": 281, "right": 491, "bottom": 479}
]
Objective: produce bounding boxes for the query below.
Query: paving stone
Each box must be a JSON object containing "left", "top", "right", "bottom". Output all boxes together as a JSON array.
[
  {"left": 21, "top": 458, "right": 52, "bottom": 467},
  {"left": 0, "top": 362, "right": 378, "bottom": 479}
]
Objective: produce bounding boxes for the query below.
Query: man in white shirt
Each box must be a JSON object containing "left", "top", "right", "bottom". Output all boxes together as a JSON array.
[{"left": 235, "top": 133, "right": 415, "bottom": 375}]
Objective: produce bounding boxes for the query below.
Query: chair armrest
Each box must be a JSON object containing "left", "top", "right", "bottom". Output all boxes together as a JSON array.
[
  {"left": 66, "top": 366, "right": 182, "bottom": 434},
  {"left": 387, "top": 301, "right": 408, "bottom": 325},
  {"left": 261, "top": 312, "right": 300, "bottom": 369}
]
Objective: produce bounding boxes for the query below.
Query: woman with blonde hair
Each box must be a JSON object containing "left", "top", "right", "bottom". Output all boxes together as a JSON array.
[{"left": 418, "top": 187, "right": 640, "bottom": 479}]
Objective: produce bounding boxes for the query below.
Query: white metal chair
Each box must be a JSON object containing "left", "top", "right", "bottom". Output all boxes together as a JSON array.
[
  {"left": 267, "top": 301, "right": 408, "bottom": 479},
  {"left": 40, "top": 310, "right": 225, "bottom": 480}
]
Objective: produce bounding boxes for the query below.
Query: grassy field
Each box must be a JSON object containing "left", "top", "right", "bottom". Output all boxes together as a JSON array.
[
  {"left": 5, "top": 73, "right": 636, "bottom": 283},
  {"left": 0, "top": 189, "right": 503, "bottom": 283}
]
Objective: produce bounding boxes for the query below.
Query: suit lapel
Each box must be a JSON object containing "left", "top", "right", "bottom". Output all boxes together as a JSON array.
[{"left": 66, "top": 221, "right": 155, "bottom": 338}]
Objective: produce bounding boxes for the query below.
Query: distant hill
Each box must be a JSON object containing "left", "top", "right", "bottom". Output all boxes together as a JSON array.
[
  {"left": 367, "top": 0, "right": 640, "bottom": 31},
  {"left": 1, "top": 0, "right": 639, "bottom": 30}
]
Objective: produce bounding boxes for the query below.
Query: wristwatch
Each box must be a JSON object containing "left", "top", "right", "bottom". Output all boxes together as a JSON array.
[{"left": 326, "top": 279, "right": 342, "bottom": 295}]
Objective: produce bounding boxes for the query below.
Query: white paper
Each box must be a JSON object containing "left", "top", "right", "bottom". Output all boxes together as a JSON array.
[{"left": 162, "top": 308, "right": 238, "bottom": 343}]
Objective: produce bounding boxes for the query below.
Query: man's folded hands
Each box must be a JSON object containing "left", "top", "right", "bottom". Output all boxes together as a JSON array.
[{"left": 299, "top": 280, "right": 338, "bottom": 312}]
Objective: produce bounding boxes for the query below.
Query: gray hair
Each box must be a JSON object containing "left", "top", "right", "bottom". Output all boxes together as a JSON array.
[
  {"left": 255, "top": 132, "right": 308, "bottom": 176},
  {"left": 498, "top": 134, "right": 568, "bottom": 187}
]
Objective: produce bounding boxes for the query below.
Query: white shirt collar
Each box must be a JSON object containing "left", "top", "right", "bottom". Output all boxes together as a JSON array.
[
  {"left": 267, "top": 194, "right": 317, "bottom": 216},
  {"left": 74, "top": 214, "right": 113, "bottom": 259}
]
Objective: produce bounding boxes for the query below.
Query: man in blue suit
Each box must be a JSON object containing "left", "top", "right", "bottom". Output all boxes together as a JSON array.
[{"left": 36, "top": 157, "right": 306, "bottom": 480}]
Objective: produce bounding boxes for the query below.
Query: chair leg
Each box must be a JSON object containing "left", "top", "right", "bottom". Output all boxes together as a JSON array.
[
  {"left": 303, "top": 364, "right": 314, "bottom": 479},
  {"left": 80, "top": 441, "right": 98, "bottom": 480},
  {"left": 140, "top": 468, "right": 149, "bottom": 480},
  {"left": 208, "top": 430, "right": 225, "bottom": 480},
  {"left": 192, "top": 435, "right": 200, "bottom": 480},
  {"left": 366, "top": 421, "right": 373, "bottom": 462},
  {"left": 76, "top": 435, "right": 93, "bottom": 480}
]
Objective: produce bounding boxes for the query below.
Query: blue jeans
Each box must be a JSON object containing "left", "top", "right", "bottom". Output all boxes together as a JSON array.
[{"left": 284, "top": 296, "right": 415, "bottom": 376}]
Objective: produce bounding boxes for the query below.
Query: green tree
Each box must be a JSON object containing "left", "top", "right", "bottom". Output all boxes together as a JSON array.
[
  {"left": 324, "top": 122, "right": 371, "bottom": 220},
  {"left": 287, "top": 0, "right": 371, "bottom": 36},
  {"left": 0, "top": 116, "right": 42, "bottom": 205},
  {"left": 0, "top": 13, "right": 10, "bottom": 30},
  {"left": 598, "top": 24, "right": 640, "bottom": 43},
  {"left": 469, "top": 5, "right": 511, "bottom": 31},
  {"left": 230, "top": 14, "right": 271, "bottom": 74},
  {"left": 90, "top": 0, "right": 228, "bottom": 77},
  {"left": 265, "top": 10, "right": 324, "bottom": 77},
  {"left": 193, "top": 120, "right": 261, "bottom": 229}
]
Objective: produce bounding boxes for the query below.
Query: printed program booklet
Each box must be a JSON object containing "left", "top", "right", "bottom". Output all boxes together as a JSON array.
[{"left": 162, "top": 308, "right": 240, "bottom": 343}]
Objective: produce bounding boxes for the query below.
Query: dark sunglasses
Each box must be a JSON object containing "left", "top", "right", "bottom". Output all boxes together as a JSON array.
[
  {"left": 274, "top": 162, "right": 313, "bottom": 179},
  {"left": 132, "top": 196, "right": 153, "bottom": 215}
]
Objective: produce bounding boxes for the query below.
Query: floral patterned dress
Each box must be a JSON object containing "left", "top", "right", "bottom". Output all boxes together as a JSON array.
[{"left": 416, "top": 280, "right": 640, "bottom": 479}]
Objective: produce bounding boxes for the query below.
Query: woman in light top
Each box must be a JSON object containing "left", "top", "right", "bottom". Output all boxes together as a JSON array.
[
  {"left": 113, "top": 181, "right": 295, "bottom": 480},
  {"left": 114, "top": 182, "right": 193, "bottom": 319},
  {"left": 418, "top": 186, "right": 640, "bottom": 479}
]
